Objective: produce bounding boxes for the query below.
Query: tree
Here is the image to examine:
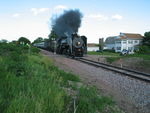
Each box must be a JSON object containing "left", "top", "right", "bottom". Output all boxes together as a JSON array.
[
  {"left": 10, "top": 40, "right": 18, "bottom": 44},
  {"left": 48, "top": 30, "right": 57, "bottom": 40},
  {"left": 18, "top": 37, "right": 31, "bottom": 45},
  {"left": 143, "top": 31, "right": 150, "bottom": 47},
  {"left": 139, "top": 45, "right": 150, "bottom": 54},
  {"left": 138, "top": 31, "right": 150, "bottom": 54},
  {"left": 44, "top": 38, "right": 49, "bottom": 41},
  {"left": 32, "top": 37, "right": 44, "bottom": 44},
  {"left": 0, "top": 39, "right": 8, "bottom": 43}
]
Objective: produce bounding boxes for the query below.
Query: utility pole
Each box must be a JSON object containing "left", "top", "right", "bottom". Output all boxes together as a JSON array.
[{"left": 99, "top": 38, "right": 104, "bottom": 51}]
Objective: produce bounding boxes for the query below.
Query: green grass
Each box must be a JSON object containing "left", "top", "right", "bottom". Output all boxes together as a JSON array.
[
  {"left": 106, "top": 54, "right": 150, "bottom": 64},
  {"left": 88, "top": 51, "right": 121, "bottom": 63},
  {"left": 0, "top": 45, "right": 68, "bottom": 113},
  {"left": 88, "top": 51, "right": 120, "bottom": 56},
  {"left": 106, "top": 57, "right": 121, "bottom": 63},
  {"left": 75, "top": 86, "right": 115, "bottom": 113},
  {"left": 125, "top": 53, "right": 150, "bottom": 60},
  {"left": 0, "top": 42, "right": 123, "bottom": 113},
  {"left": 88, "top": 51, "right": 150, "bottom": 63}
]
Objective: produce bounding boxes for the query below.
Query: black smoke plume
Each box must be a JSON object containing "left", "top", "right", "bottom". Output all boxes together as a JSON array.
[{"left": 52, "top": 9, "right": 83, "bottom": 38}]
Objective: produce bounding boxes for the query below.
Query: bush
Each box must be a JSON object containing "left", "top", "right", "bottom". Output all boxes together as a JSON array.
[
  {"left": 138, "top": 45, "right": 150, "bottom": 54},
  {"left": 103, "top": 49, "right": 115, "bottom": 53},
  {"left": 30, "top": 46, "right": 40, "bottom": 53}
]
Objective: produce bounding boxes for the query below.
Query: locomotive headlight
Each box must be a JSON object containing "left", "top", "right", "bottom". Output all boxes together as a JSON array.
[
  {"left": 76, "top": 41, "right": 81, "bottom": 46},
  {"left": 77, "top": 42, "right": 80, "bottom": 45},
  {"left": 73, "top": 37, "right": 84, "bottom": 48}
]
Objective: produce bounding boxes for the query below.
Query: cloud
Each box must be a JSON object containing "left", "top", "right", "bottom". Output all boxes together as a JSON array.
[
  {"left": 31, "top": 8, "right": 49, "bottom": 15},
  {"left": 12, "top": 13, "right": 20, "bottom": 18},
  {"left": 85, "top": 14, "right": 108, "bottom": 21},
  {"left": 112, "top": 14, "right": 123, "bottom": 20},
  {"left": 54, "top": 5, "right": 67, "bottom": 10}
]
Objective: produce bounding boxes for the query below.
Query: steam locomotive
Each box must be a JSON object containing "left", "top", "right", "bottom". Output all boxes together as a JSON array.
[{"left": 34, "top": 33, "right": 87, "bottom": 57}]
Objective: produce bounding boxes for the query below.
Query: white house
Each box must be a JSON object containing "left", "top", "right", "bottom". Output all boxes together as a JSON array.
[
  {"left": 105, "top": 36, "right": 117, "bottom": 50},
  {"left": 105, "top": 33, "right": 143, "bottom": 53}
]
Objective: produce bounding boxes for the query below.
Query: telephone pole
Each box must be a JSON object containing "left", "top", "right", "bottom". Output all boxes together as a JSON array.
[{"left": 99, "top": 38, "right": 104, "bottom": 51}]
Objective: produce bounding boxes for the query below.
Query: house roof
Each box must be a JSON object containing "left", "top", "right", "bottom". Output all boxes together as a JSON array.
[
  {"left": 105, "top": 36, "right": 116, "bottom": 44},
  {"left": 119, "top": 33, "right": 143, "bottom": 39}
]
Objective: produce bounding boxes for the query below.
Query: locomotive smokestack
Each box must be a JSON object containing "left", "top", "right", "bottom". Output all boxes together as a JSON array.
[{"left": 52, "top": 9, "right": 83, "bottom": 38}]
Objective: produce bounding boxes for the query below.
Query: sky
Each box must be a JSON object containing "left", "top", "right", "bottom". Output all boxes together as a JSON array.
[{"left": 0, "top": 0, "right": 150, "bottom": 43}]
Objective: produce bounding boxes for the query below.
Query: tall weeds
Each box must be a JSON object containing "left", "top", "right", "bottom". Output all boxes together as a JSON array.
[{"left": 0, "top": 43, "right": 122, "bottom": 113}]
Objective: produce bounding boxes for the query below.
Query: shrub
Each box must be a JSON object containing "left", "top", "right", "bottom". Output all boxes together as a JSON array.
[
  {"left": 103, "top": 49, "right": 115, "bottom": 53},
  {"left": 138, "top": 45, "right": 150, "bottom": 54},
  {"left": 30, "top": 47, "right": 40, "bottom": 54}
]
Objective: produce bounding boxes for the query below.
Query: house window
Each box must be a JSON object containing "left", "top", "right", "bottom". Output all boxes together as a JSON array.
[
  {"left": 128, "top": 40, "right": 133, "bottom": 44},
  {"left": 123, "top": 41, "right": 126, "bottom": 44},
  {"left": 134, "top": 40, "right": 138, "bottom": 44},
  {"left": 116, "top": 47, "right": 121, "bottom": 50},
  {"left": 116, "top": 41, "right": 121, "bottom": 44}
]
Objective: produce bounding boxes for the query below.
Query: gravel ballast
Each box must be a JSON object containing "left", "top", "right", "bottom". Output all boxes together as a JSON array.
[{"left": 41, "top": 50, "right": 150, "bottom": 113}]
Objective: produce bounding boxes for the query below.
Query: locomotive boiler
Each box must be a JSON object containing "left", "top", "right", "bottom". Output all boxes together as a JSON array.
[{"left": 56, "top": 33, "right": 87, "bottom": 57}]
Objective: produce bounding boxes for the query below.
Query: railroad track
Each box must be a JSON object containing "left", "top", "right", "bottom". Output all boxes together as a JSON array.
[{"left": 76, "top": 58, "right": 150, "bottom": 83}]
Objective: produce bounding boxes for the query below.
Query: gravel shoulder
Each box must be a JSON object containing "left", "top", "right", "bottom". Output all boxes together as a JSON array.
[{"left": 41, "top": 50, "right": 150, "bottom": 113}]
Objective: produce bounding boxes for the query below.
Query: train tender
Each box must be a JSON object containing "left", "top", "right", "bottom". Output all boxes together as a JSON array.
[{"left": 34, "top": 33, "right": 87, "bottom": 57}]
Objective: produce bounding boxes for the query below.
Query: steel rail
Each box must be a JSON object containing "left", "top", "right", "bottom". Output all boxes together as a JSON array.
[{"left": 76, "top": 58, "right": 150, "bottom": 83}]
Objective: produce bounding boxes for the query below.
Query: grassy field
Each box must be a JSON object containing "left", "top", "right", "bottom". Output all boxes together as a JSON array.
[
  {"left": 126, "top": 53, "right": 150, "bottom": 60},
  {"left": 88, "top": 51, "right": 150, "bottom": 63},
  {"left": 0, "top": 43, "right": 123, "bottom": 113},
  {"left": 87, "top": 51, "right": 120, "bottom": 56}
]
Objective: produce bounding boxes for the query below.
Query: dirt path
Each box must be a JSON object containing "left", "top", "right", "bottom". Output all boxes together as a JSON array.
[{"left": 41, "top": 50, "right": 150, "bottom": 113}]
